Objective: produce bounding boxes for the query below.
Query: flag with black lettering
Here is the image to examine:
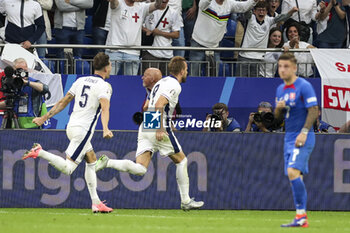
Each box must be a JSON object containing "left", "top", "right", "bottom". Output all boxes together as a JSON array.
[{"left": 311, "top": 49, "right": 350, "bottom": 130}]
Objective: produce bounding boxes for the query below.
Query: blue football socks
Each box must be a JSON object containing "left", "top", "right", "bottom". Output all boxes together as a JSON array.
[{"left": 291, "top": 177, "right": 307, "bottom": 211}]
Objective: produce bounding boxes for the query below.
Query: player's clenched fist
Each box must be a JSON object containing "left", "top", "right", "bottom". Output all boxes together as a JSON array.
[
  {"left": 156, "top": 129, "right": 168, "bottom": 141},
  {"left": 276, "top": 100, "right": 286, "bottom": 110},
  {"left": 103, "top": 129, "right": 114, "bottom": 139},
  {"left": 32, "top": 116, "right": 46, "bottom": 126}
]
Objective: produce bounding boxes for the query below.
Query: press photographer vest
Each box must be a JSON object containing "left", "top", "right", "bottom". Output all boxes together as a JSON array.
[{"left": 13, "top": 77, "right": 50, "bottom": 129}]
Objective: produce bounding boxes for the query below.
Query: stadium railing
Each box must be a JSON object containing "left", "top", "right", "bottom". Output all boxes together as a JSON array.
[{"left": 0, "top": 44, "right": 317, "bottom": 77}]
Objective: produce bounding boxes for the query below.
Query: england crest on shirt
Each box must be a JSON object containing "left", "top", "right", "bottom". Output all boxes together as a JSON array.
[{"left": 289, "top": 92, "right": 296, "bottom": 101}]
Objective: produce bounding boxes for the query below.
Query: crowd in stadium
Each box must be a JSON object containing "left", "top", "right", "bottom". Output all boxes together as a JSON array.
[{"left": 0, "top": 0, "right": 348, "bottom": 77}]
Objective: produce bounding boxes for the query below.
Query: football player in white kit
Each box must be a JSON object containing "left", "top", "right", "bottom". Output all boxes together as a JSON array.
[
  {"left": 23, "top": 52, "right": 114, "bottom": 213},
  {"left": 96, "top": 56, "right": 204, "bottom": 210}
]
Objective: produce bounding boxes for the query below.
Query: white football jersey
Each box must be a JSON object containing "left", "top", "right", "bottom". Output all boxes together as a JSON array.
[
  {"left": 67, "top": 75, "right": 112, "bottom": 131},
  {"left": 145, "top": 8, "right": 182, "bottom": 58},
  {"left": 106, "top": 0, "right": 150, "bottom": 56},
  {"left": 148, "top": 76, "right": 181, "bottom": 128},
  {"left": 239, "top": 14, "right": 276, "bottom": 60}
]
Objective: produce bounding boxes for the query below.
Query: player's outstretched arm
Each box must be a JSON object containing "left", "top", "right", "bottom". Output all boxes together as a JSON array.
[
  {"left": 99, "top": 98, "right": 113, "bottom": 139},
  {"left": 295, "top": 106, "right": 318, "bottom": 147},
  {"left": 155, "top": 95, "right": 169, "bottom": 141},
  {"left": 33, "top": 92, "right": 74, "bottom": 126}
]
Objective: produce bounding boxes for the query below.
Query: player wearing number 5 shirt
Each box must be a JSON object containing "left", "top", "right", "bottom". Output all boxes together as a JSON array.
[
  {"left": 22, "top": 53, "right": 114, "bottom": 214},
  {"left": 275, "top": 53, "right": 318, "bottom": 228}
]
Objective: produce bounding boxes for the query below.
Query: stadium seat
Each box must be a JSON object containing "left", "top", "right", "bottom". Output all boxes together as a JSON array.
[
  {"left": 41, "top": 59, "right": 56, "bottom": 74},
  {"left": 220, "top": 38, "right": 235, "bottom": 60},
  {"left": 75, "top": 57, "right": 91, "bottom": 75},
  {"left": 47, "top": 37, "right": 57, "bottom": 57},
  {"left": 218, "top": 62, "right": 235, "bottom": 77},
  {"left": 225, "top": 19, "right": 237, "bottom": 38},
  {"left": 82, "top": 37, "right": 94, "bottom": 58}
]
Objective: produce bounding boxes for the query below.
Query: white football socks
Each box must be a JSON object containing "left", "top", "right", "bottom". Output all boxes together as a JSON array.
[
  {"left": 176, "top": 157, "right": 191, "bottom": 204},
  {"left": 38, "top": 150, "right": 77, "bottom": 175},
  {"left": 85, "top": 161, "right": 101, "bottom": 205},
  {"left": 107, "top": 159, "right": 147, "bottom": 176}
]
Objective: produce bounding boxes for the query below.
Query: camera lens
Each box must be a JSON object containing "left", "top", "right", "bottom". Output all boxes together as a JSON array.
[
  {"left": 253, "top": 113, "right": 262, "bottom": 122},
  {"left": 262, "top": 112, "right": 274, "bottom": 124},
  {"left": 132, "top": 112, "right": 143, "bottom": 125}
]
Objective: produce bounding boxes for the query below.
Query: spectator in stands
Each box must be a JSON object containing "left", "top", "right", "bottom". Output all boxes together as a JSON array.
[
  {"left": 142, "top": 4, "right": 182, "bottom": 75},
  {"left": 259, "top": 27, "right": 283, "bottom": 78},
  {"left": 267, "top": 0, "right": 280, "bottom": 17},
  {"left": 316, "top": 1, "right": 329, "bottom": 38},
  {"left": 169, "top": 0, "right": 185, "bottom": 57},
  {"left": 245, "top": 101, "right": 282, "bottom": 132},
  {"left": 237, "top": 1, "right": 297, "bottom": 77},
  {"left": 267, "top": 0, "right": 281, "bottom": 27},
  {"left": 315, "top": 0, "right": 346, "bottom": 48},
  {"left": 105, "top": 0, "right": 168, "bottom": 75},
  {"left": 283, "top": 23, "right": 316, "bottom": 77},
  {"left": 182, "top": 0, "right": 197, "bottom": 56},
  {"left": 0, "top": 0, "right": 45, "bottom": 52},
  {"left": 36, "top": 0, "right": 53, "bottom": 58},
  {"left": 203, "top": 103, "right": 241, "bottom": 132},
  {"left": 0, "top": 58, "right": 50, "bottom": 128},
  {"left": 314, "top": 107, "right": 336, "bottom": 133},
  {"left": 189, "top": 0, "right": 258, "bottom": 77},
  {"left": 92, "top": 0, "right": 111, "bottom": 55},
  {"left": 54, "top": 0, "right": 93, "bottom": 59},
  {"left": 281, "top": 0, "right": 321, "bottom": 44}
]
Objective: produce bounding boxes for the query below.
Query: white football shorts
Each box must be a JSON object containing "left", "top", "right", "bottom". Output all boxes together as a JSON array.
[
  {"left": 136, "top": 125, "right": 182, "bottom": 157},
  {"left": 65, "top": 126, "right": 94, "bottom": 164}
]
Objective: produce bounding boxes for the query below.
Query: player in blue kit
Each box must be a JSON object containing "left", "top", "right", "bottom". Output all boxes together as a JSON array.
[{"left": 275, "top": 53, "right": 318, "bottom": 228}]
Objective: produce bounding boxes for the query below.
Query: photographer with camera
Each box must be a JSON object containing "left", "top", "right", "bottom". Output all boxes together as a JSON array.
[
  {"left": 0, "top": 58, "right": 49, "bottom": 128},
  {"left": 203, "top": 103, "right": 241, "bottom": 132},
  {"left": 245, "top": 101, "right": 283, "bottom": 132}
]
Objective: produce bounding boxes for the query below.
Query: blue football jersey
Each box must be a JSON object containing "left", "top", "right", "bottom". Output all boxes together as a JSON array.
[{"left": 276, "top": 78, "right": 318, "bottom": 139}]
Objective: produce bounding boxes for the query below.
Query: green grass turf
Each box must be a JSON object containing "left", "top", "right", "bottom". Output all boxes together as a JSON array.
[{"left": 0, "top": 209, "right": 350, "bottom": 233}]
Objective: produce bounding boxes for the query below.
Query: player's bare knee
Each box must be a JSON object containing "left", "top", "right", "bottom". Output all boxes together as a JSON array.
[
  {"left": 170, "top": 151, "right": 186, "bottom": 164},
  {"left": 177, "top": 156, "right": 187, "bottom": 166},
  {"left": 85, "top": 150, "right": 97, "bottom": 163},
  {"left": 287, "top": 168, "right": 301, "bottom": 180}
]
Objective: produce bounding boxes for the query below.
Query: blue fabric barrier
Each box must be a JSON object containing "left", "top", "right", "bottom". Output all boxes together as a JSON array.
[
  {"left": 47, "top": 76, "right": 321, "bottom": 130},
  {"left": 1, "top": 130, "right": 349, "bottom": 210}
]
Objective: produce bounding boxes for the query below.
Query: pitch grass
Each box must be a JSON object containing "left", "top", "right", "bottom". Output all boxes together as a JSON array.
[{"left": 1, "top": 209, "right": 350, "bottom": 233}]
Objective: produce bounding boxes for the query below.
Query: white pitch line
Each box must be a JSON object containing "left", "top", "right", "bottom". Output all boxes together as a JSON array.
[
  {"left": 0, "top": 211, "right": 325, "bottom": 223},
  {"left": 0, "top": 211, "right": 226, "bottom": 220}
]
